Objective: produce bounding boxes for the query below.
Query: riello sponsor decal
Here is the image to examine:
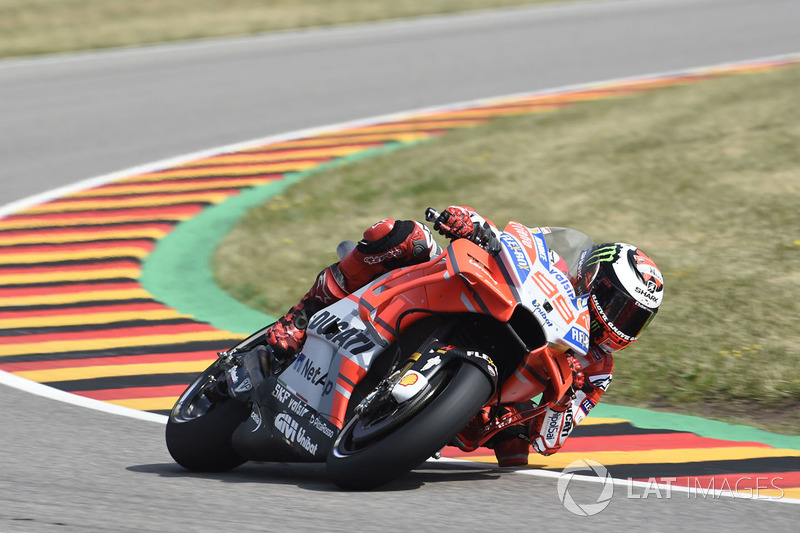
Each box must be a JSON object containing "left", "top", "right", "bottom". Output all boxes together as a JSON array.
[{"left": 309, "top": 414, "right": 335, "bottom": 438}]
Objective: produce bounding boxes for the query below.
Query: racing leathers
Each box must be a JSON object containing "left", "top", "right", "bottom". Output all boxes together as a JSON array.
[
  {"left": 265, "top": 205, "right": 616, "bottom": 467},
  {"left": 490, "top": 352, "right": 613, "bottom": 466}
]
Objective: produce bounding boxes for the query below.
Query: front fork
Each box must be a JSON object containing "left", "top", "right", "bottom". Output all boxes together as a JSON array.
[
  {"left": 215, "top": 344, "right": 292, "bottom": 405},
  {"left": 355, "top": 317, "right": 500, "bottom": 420}
]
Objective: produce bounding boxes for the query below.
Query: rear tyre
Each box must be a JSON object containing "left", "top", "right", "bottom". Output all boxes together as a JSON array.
[
  {"left": 166, "top": 362, "right": 249, "bottom": 472},
  {"left": 327, "top": 361, "right": 491, "bottom": 490}
]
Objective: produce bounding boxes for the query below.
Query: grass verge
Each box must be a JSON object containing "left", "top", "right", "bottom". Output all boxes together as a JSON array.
[
  {"left": 1, "top": 0, "right": 562, "bottom": 58},
  {"left": 215, "top": 64, "right": 800, "bottom": 434}
]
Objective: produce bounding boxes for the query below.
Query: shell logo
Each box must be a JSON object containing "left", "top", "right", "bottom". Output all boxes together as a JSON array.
[{"left": 399, "top": 373, "right": 419, "bottom": 387}]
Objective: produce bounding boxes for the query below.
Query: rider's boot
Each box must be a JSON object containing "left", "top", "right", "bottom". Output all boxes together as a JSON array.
[
  {"left": 493, "top": 435, "right": 531, "bottom": 467},
  {"left": 457, "top": 404, "right": 532, "bottom": 466},
  {"left": 265, "top": 265, "right": 349, "bottom": 360},
  {"left": 266, "top": 218, "right": 439, "bottom": 360},
  {"left": 456, "top": 406, "right": 493, "bottom": 451},
  {"left": 491, "top": 403, "right": 535, "bottom": 467}
]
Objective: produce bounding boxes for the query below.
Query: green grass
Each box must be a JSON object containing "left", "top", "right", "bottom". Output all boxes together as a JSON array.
[
  {"left": 215, "top": 65, "right": 800, "bottom": 434},
  {"left": 0, "top": 0, "right": 564, "bottom": 58}
]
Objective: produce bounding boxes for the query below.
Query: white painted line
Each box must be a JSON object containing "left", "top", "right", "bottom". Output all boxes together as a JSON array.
[
  {"left": 0, "top": 369, "right": 168, "bottom": 424},
  {"left": 434, "top": 457, "right": 800, "bottom": 505},
  {"left": 3, "top": 50, "right": 798, "bottom": 221}
]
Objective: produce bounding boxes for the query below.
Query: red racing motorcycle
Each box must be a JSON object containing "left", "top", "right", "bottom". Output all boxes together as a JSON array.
[{"left": 166, "top": 208, "right": 593, "bottom": 489}]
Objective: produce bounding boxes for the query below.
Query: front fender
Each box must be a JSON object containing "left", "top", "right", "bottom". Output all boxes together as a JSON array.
[{"left": 408, "top": 342, "right": 498, "bottom": 396}]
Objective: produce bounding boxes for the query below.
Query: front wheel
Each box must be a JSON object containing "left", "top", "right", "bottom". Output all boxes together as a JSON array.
[
  {"left": 165, "top": 361, "right": 250, "bottom": 472},
  {"left": 327, "top": 361, "right": 492, "bottom": 490}
]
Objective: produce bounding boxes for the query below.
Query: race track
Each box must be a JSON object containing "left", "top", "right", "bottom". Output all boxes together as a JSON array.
[{"left": 2, "top": 0, "right": 800, "bottom": 530}]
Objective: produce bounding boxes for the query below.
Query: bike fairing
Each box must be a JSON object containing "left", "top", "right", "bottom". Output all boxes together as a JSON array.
[
  {"left": 166, "top": 208, "right": 662, "bottom": 487},
  {"left": 267, "top": 222, "right": 593, "bottom": 456}
]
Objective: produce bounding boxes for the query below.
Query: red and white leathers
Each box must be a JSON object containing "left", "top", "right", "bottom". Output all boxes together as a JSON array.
[
  {"left": 531, "top": 353, "right": 613, "bottom": 455},
  {"left": 489, "top": 351, "right": 613, "bottom": 466},
  {"left": 266, "top": 206, "right": 492, "bottom": 358},
  {"left": 266, "top": 217, "right": 440, "bottom": 358},
  {"left": 266, "top": 206, "right": 616, "bottom": 467},
  {"left": 493, "top": 247, "right": 615, "bottom": 466}
]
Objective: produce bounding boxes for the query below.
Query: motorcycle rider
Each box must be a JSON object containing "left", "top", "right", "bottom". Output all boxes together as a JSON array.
[{"left": 263, "top": 205, "right": 664, "bottom": 467}]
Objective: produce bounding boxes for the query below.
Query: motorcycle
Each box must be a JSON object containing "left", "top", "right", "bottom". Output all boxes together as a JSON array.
[{"left": 166, "top": 208, "right": 595, "bottom": 490}]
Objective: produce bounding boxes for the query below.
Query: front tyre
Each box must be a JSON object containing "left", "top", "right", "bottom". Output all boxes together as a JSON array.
[
  {"left": 327, "top": 361, "right": 492, "bottom": 490},
  {"left": 166, "top": 361, "right": 250, "bottom": 472}
]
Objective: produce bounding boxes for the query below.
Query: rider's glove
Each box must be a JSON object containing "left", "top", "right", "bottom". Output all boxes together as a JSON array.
[
  {"left": 567, "top": 355, "right": 585, "bottom": 391},
  {"left": 434, "top": 205, "right": 501, "bottom": 255},
  {"left": 490, "top": 402, "right": 535, "bottom": 467},
  {"left": 434, "top": 206, "right": 476, "bottom": 240}
]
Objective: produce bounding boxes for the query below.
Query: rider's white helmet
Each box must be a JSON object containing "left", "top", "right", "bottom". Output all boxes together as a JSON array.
[{"left": 577, "top": 243, "right": 664, "bottom": 353}]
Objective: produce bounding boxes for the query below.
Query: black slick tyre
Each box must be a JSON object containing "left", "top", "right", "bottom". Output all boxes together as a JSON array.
[
  {"left": 166, "top": 363, "right": 249, "bottom": 472},
  {"left": 327, "top": 361, "right": 491, "bottom": 490}
]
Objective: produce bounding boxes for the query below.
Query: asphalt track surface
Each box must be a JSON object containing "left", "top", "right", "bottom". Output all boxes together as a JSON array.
[
  {"left": 4, "top": 0, "right": 800, "bottom": 204},
  {"left": 3, "top": 0, "right": 800, "bottom": 531}
]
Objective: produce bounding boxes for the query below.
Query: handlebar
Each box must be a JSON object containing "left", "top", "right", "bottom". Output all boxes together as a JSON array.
[{"left": 424, "top": 207, "right": 441, "bottom": 224}]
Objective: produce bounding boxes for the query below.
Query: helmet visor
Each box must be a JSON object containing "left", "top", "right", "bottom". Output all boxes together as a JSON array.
[{"left": 592, "top": 279, "right": 655, "bottom": 341}]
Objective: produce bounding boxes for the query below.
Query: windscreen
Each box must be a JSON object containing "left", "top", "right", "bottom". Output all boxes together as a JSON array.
[{"left": 542, "top": 227, "right": 596, "bottom": 296}]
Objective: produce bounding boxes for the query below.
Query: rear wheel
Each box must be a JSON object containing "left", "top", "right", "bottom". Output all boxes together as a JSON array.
[
  {"left": 327, "top": 361, "right": 491, "bottom": 490},
  {"left": 165, "top": 361, "right": 249, "bottom": 472}
]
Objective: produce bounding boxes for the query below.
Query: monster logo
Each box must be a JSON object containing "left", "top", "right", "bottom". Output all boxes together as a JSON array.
[{"left": 585, "top": 244, "right": 619, "bottom": 268}]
